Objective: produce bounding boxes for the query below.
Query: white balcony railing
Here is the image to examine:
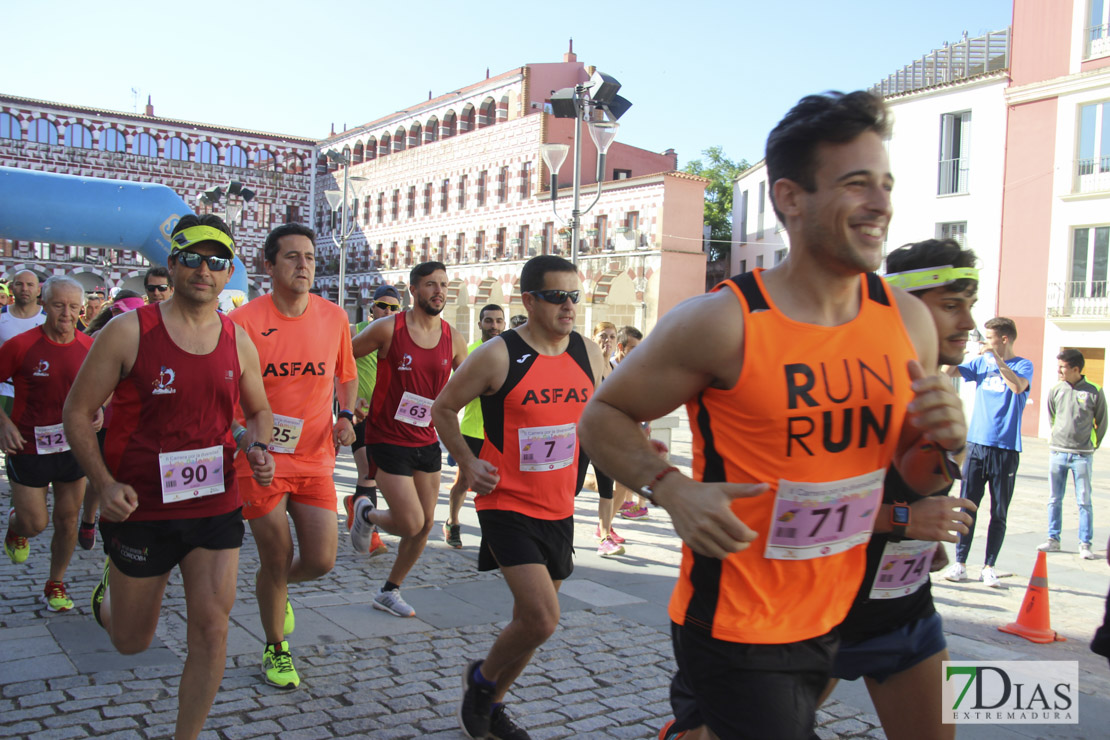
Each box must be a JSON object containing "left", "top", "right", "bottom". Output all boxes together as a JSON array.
[
  {"left": 1074, "top": 158, "right": 1110, "bottom": 194},
  {"left": 1047, "top": 281, "right": 1109, "bottom": 318}
]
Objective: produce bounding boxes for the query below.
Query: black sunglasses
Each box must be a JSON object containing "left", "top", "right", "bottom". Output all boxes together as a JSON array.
[
  {"left": 145, "top": 284, "right": 170, "bottom": 292},
  {"left": 529, "top": 289, "right": 580, "bottom": 305},
  {"left": 174, "top": 252, "right": 231, "bottom": 271},
  {"left": 373, "top": 301, "right": 401, "bottom": 312}
]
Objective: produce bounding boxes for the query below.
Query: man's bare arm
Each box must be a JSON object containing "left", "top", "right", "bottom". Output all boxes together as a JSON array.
[
  {"left": 351, "top": 315, "right": 394, "bottom": 359},
  {"left": 235, "top": 325, "right": 276, "bottom": 485},
  {"left": 580, "top": 290, "right": 767, "bottom": 559}
]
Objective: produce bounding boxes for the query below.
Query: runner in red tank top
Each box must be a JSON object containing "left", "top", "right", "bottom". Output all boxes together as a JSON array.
[
  {"left": 580, "top": 92, "right": 969, "bottom": 740},
  {"left": 350, "top": 261, "right": 467, "bottom": 618},
  {"left": 433, "top": 256, "right": 606, "bottom": 740},
  {"left": 0, "top": 276, "right": 98, "bottom": 612},
  {"left": 63, "top": 215, "right": 274, "bottom": 740}
]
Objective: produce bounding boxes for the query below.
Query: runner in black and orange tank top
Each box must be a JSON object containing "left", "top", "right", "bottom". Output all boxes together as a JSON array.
[
  {"left": 433, "top": 255, "right": 606, "bottom": 740},
  {"left": 350, "top": 261, "right": 468, "bottom": 620},
  {"left": 63, "top": 215, "right": 274, "bottom": 740},
  {"left": 580, "top": 92, "right": 969, "bottom": 740}
]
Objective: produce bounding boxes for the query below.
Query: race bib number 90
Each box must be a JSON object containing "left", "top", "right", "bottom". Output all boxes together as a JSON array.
[
  {"left": 158, "top": 445, "right": 225, "bottom": 503},
  {"left": 764, "top": 469, "right": 884, "bottom": 560},
  {"left": 394, "top": 391, "right": 434, "bottom": 427}
]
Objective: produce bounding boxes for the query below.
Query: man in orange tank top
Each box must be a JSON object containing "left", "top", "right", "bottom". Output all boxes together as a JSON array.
[
  {"left": 581, "top": 92, "right": 968, "bottom": 740},
  {"left": 350, "top": 262, "right": 468, "bottom": 618},
  {"left": 229, "top": 223, "right": 358, "bottom": 690},
  {"left": 63, "top": 215, "right": 275, "bottom": 740},
  {"left": 433, "top": 255, "right": 606, "bottom": 740}
]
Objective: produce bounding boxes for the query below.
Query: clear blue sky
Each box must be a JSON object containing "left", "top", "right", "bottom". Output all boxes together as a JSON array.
[{"left": 6, "top": 0, "right": 1013, "bottom": 168}]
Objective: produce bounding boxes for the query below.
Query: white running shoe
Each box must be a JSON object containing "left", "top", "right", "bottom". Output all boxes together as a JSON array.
[
  {"left": 1037, "top": 539, "right": 1061, "bottom": 552},
  {"left": 980, "top": 565, "right": 1001, "bottom": 588},
  {"left": 350, "top": 497, "right": 375, "bottom": 553},
  {"left": 943, "top": 562, "right": 968, "bottom": 582},
  {"left": 373, "top": 588, "right": 416, "bottom": 618},
  {"left": 1080, "top": 543, "right": 1097, "bottom": 560}
]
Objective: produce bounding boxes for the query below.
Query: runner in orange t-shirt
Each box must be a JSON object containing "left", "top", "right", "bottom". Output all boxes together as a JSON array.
[
  {"left": 580, "top": 92, "right": 968, "bottom": 740},
  {"left": 230, "top": 223, "right": 357, "bottom": 690}
]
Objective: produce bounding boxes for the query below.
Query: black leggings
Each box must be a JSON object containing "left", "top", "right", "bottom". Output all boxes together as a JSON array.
[{"left": 576, "top": 452, "right": 614, "bottom": 499}]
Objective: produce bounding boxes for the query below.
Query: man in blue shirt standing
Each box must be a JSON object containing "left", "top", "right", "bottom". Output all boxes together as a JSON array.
[{"left": 944, "top": 317, "right": 1034, "bottom": 587}]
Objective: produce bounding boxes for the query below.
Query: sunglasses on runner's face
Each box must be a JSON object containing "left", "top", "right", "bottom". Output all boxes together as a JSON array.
[
  {"left": 145, "top": 284, "right": 170, "bottom": 292},
  {"left": 529, "top": 289, "right": 580, "bottom": 305},
  {"left": 373, "top": 301, "right": 401, "bottom": 312},
  {"left": 174, "top": 252, "right": 231, "bottom": 271}
]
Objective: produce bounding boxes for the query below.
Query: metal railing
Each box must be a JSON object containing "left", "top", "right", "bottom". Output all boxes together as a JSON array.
[
  {"left": 871, "top": 28, "right": 1010, "bottom": 97},
  {"left": 1074, "top": 157, "right": 1110, "bottom": 194},
  {"left": 1087, "top": 23, "right": 1110, "bottom": 60},
  {"left": 1047, "top": 281, "right": 1110, "bottom": 318},
  {"left": 938, "top": 157, "right": 970, "bottom": 195}
]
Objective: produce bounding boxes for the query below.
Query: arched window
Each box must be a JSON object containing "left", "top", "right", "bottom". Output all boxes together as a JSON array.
[
  {"left": 165, "top": 137, "right": 189, "bottom": 160},
  {"left": 442, "top": 111, "right": 457, "bottom": 138},
  {"left": 379, "top": 132, "right": 391, "bottom": 157},
  {"left": 425, "top": 116, "right": 439, "bottom": 143},
  {"left": 409, "top": 122, "right": 422, "bottom": 148},
  {"left": 132, "top": 132, "right": 158, "bottom": 157},
  {"left": 100, "top": 128, "right": 126, "bottom": 152},
  {"left": 366, "top": 136, "right": 377, "bottom": 161},
  {"left": 352, "top": 142, "right": 364, "bottom": 164},
  {"left": 394, "top": 127, "right": 406, "bottom": 152},
  {"left": 285, "top": 155, "right": 304, "bottom": 174},
  {"left": 66, "top": 123, "right": 93, "bottom": 148},
  {"left": 195, "top": 141, "right": 218, "bottom": 164},
  {"left": 0, "top": 113, "right": 20, "bottom": 140},
  {"left": 256, "top": 148, "right": 275, "bottom": 169},
  {"left": 460, "top": 104, "right": 475, "bottom": 133},
  {"left": 226, "top": 145, "right": 248, "bottom": 167},
  {"left": 27, "top": 119, "right": 59, "bottom": 145},
  {"left": 478, "top": 97, "right": 496, "bottom": 128}
]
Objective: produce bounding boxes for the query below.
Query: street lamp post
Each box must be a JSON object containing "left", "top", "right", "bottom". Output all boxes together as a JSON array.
[
  {"left": 196, "top": 180, "right": 256, "bottom": 236},
  {"left": 324, "top": 149, "right": 367, "bottom": 313},
  {"left": 539, "top": 72, "right": 631, "bottom": 265}
]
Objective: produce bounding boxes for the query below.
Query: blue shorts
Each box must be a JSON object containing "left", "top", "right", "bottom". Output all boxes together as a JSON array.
[{"left": 831, "top": 611, "right": 946, "bottom": 683}]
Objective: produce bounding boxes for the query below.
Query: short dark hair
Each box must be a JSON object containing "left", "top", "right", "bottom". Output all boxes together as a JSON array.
[
  {"left": 263, "top": 223, "right": 315, "bottom": 264},
  {"left": 410, "top": 261, "right": 446, "bottom": 285},
  {"left": 1057, "top": 348, "right": 1085, "bottom": 371},
  {"left": 885, "top": 239, "right": 978, "bottom": 296},
  {"left": 984, "top": 317, "right": 1017, "bottom": 342},
  {"left": 509, "top": 314, "right": 527, "bottom": 328},
  {"left": 617, "top": 325, "right": 642, "bottom": 347},
  {"left": 520, "top": 255, "right": 576, "bottom": 293},
  {"left": 766, "top": 91, "right": 890, "bottom": 222},
  {"left": 479, "top": 303, "right": 504, "bottom": 321},
  {"left": 144, "top": 265, "right": 172, "bottom": 287},
  {"left": 172, "top": 213, "right": 232, "bottom": 239}
]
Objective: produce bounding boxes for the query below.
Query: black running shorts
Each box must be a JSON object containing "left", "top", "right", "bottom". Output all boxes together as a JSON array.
[
  {"left": 100, "top": 508, "right": 244, "bottom": 578},
  {"left": 477, "top": 509, "right": 574, "bottom": 581}
]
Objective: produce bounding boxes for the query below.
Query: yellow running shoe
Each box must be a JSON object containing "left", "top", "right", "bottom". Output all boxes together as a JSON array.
[{"left": 262, "top": 641, "right": 300, "bottom": 689}]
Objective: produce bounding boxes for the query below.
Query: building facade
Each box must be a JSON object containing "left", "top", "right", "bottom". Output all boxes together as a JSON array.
[
  {"left": 312, "top": 50, "right": 708, "bottom": 340},
  {"left": 0, "top": 94, "right": 315, "bottom": 296}
]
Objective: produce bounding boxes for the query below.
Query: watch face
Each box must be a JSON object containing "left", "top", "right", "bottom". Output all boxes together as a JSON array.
[{"left": 893, "top": 507, "right": 910, "bottom": 525}]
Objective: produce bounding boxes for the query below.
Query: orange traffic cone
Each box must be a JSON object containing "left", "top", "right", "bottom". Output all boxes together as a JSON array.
[{"left": 998, "top": 551, "right": 1066, "bottom": 644}]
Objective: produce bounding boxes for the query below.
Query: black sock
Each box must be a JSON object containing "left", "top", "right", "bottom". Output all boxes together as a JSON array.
[
  {"left": 383, "top": 581, "right": 400, "bottom": 592},
  {"left": 355, "top": 484, "right": 377, "bottom": 509}
]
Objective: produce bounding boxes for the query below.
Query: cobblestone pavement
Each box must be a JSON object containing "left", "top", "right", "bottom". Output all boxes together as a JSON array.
[{"left": 2, "top": 413, "right": 1108, "bottom": 739}]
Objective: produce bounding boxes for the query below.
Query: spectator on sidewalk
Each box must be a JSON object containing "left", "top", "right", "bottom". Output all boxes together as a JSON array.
[{"left": 1039, "top": 348, "right": 1106, "bottom": 559}]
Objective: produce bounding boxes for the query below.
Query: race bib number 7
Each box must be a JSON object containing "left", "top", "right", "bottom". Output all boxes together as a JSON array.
[
  {"left": 518, "top": 423, "right": 576, "bottom": 471},
  {"left": 764, "top": 469, "right": 884, "bottom": 560},
  {"left": 158, "top": 445, "right": 225, "bottom": 504}
]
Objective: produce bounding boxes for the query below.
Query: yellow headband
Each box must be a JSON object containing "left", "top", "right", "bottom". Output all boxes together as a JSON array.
[
  {"left": 170, "top": 225, "right": 236, "bottom": 259},
  {"left": 884, "top": 265, "right": 978, "bottom": 291}
]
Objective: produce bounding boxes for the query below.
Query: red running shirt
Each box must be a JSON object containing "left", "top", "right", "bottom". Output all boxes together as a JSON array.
[
  {"left": 367, "top": 311, "right": 454, "bottom": 448},
  {"left": 476, "top": 330, "right": 594, "bottom": 520},
  {"left": 104, "top": 305, "right": 241, "bottom": 521},
  {"left": 0, "top": 327, "right": 93, "bottom": 455}
]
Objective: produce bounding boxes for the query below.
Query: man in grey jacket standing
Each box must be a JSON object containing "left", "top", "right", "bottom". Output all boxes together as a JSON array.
[{"left": 1039, "top": 348, "right": 1106, "bottom": 559}]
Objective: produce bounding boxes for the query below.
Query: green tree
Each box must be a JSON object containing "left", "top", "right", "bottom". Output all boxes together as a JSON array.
[{"left": 682, "top": 147, "right": 750, "bottom": 262}]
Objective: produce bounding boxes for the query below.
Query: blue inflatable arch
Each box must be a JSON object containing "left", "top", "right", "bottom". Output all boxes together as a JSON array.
[{"left": 0, "top": 166, "right": 248, "bottom": 296}]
